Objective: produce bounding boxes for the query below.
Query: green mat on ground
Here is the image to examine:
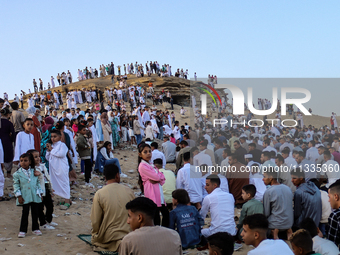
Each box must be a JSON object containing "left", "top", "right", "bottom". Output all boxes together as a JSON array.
[
  {"left": 184, "top": 244, "right": 204, "bottom": 250},
  {"left": 77, "top": 234, "right": 118, "bottom": 255}
]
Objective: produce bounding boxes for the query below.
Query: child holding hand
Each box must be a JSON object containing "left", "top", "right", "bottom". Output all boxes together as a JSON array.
[
  {"left": 28, "top": 149, "right": 57, "bottom": 230},
  {"left": 13, "top": 153, "right": 43, "bottom": 238}
]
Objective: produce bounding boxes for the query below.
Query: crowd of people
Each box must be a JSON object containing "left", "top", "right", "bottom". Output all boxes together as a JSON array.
[
  {"left": 25, "top": 61, "right": 190, "bottom": 96},
  {"left": 1, "top": 68, "right": 340, "bottom": 255}
]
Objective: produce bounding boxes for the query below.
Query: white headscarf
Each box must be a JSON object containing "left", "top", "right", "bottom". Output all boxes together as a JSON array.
[
  {"left": 108, "top": 111, "right": 114, "bottom": 122},
  {"left": 26, "top": 106, "right": 37, "bottom": 118}
]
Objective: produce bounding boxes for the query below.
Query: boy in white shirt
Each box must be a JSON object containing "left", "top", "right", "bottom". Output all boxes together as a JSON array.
[
  {"left": 241, "top": 214, "right": 293, "bottom": 255},
  {"left": 172, "top": 121, "right": 181, "bottom": 141},
  {"left": 299, "top": 218, "right": 339, "bottom": 255},
  {"left": 200, "top": 175, "right": 236, "bottom": 237}
]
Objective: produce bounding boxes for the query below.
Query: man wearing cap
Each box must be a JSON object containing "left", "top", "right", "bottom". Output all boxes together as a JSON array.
[{"left": 245, "top": 155, "right": 266, "bottom": 201}]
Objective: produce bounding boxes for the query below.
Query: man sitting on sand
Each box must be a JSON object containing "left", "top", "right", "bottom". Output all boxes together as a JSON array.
[
  {"left": 241, "top": 214, "right": 294, "bottom": 255},
  {"left": 91, "top": 164, "right": 135, "bottom": 252},
  {"left": 119, "top": 197, "right": 182, "bottom": 255}
]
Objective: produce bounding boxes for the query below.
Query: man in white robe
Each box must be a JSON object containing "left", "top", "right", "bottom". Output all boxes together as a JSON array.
[
  {"left": 192, "top": 95, "right": 196, "bottom": 107},
  {"left": 78, "top": 69, "right": 82, "bottom": 81},
  {"left": 142, "top": 108, "right": 150, "bottom": 125},
  {"left": 46, "top": 141, "right": 70, "bottom": 201},
  {"left": 91, "top": 91, "right": 96, "bottom": 101},
  {"left": 77, "top": 90, "right": 83, "bottom": 104},
  {"left": 136, "top": 107, "right": 145, "bottom": 136},
  {"left": 27, "top": 97, "right": 34, "bottom": 108},
  {"left": 53, "top": 92, "right": 59, "bottom": 104},
  {"left": 89, "top": 123, "right": 98, "bottom": 161},
  {"left": 332, "top": 113, "right": 338, "bottom": 128},
  {"left": 51, "top": 76, "right": 55, "bottom": 88},
  {"left": 66, "top": 94, "right": 72, "bottom": 109},
  {"left": 151, "top": 116, "right": 159, "bottom": 138}
]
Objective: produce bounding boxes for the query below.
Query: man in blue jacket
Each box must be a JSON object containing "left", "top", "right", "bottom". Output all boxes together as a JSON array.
[{"left": 291, "top": 167, "right": 321, "bottom": 230}]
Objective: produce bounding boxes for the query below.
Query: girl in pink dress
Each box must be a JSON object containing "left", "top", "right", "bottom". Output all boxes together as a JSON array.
[{"left": 137, "top": 143, "right": 169, "bottom": 227}]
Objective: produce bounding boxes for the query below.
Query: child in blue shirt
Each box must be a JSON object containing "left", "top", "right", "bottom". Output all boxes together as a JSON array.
[{"left": 169, "top": 189, "right": 203, "bottom": 249}]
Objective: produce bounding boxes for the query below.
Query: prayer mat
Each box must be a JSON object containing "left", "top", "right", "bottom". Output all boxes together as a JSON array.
[
  {"left": 184, "top": 244, "right": 204, "bottom": 250},
  {"left": 77, "top": 234, "right": 119, "bottom": 255}
]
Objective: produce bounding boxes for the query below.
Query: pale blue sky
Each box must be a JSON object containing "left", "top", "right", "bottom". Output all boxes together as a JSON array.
[{"left": 1, "top": 1, "right": 339, "bottom": 116}]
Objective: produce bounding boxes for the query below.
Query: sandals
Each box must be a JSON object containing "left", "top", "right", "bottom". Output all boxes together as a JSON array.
[{"left": 60, "top": 203, "right": 71, "bottom": 210}]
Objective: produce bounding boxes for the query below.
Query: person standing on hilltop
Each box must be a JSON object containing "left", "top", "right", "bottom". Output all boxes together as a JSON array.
[
  {"left": 50, "top": 76, "right": 55, "bottom": 88},
  {"left": 57, "top": 73, "right": 61, "bottom": 85},
  {"left": 332, "top": 112, "right": 338, "bottom": 129},
  {"left": 67, "top": 70, "right": 72, "bottom": 83},
  {"left": 135, "top": 61, "right": 138, "bottom": 74},
  {"left": 39, "top": 78, "right": 43, "bottom": 91},
  {"left": 33, "top": 79, "right": 38, "bottom": 92}
]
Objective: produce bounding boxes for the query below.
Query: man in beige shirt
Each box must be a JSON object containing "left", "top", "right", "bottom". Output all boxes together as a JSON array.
[
  {"left": 91, "top": 164, "right": 135, "bottom": 252},
  {"left": 120, "top": 197, "right": 183, "bottom": 255},
  {"left": 10, "top": 102, "right": 25, "bottom": 140},
  {"left": 229, "top": 131, "right": 238, "bottom": 153}
]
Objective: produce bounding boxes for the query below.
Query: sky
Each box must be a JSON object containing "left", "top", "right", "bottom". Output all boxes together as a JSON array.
[{"left": 1, "top": 1, "right": 339, "bottom": 116}]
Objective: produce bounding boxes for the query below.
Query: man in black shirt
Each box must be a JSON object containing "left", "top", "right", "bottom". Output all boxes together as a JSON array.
[
  {"left": 248, "top": 143, "right": 262, "bottom": 163},
  {"left": 234, "top": 140, "right": 247, "bottom": 165},
  {"left": 156, "top": 110, "right": 164, "bottom": 140}
]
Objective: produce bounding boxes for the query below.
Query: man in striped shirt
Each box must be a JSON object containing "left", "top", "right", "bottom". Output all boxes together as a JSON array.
[{"left": 327, "top": 181, "right": 340, "bottom": 246}]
